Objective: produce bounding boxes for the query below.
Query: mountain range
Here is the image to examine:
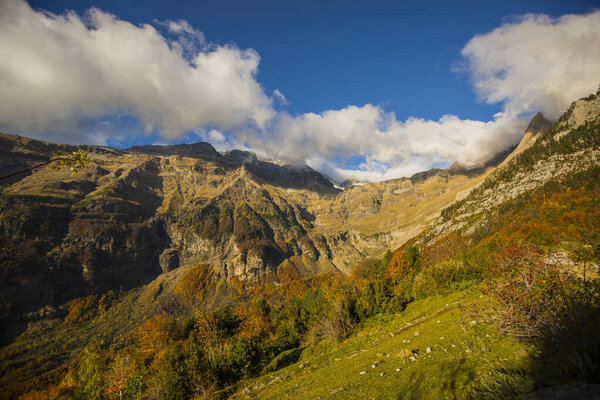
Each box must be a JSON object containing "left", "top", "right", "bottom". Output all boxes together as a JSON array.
[
  {"left": 0, "top": 111, "right": 550, "bottom": 317},
  {"left": 0, "top": 90, "right": 598, "bottom": 399}
]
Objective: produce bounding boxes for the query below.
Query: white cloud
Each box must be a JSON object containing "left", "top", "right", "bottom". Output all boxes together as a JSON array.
[
  {"left": 239, "top": 105, "right": 526, "bottom": 182},
  {"left": 273, "top": 89, "right": 288, "bottom": 105},
  {"left": 461, "top": 11, "right": 600, "bottom": 119},
  {"left": 241, "top": 10, "right": 600, "bottom": 182},
  {"left": 159, "top": 19, "right": 206, "bottom": 58},
  {"left": 207, "top": 129, "right": 226, "bottom": 144},
  {"left": 0, "top": 0, "right": 274, "bottom": 144},
  {"left": 307, "top": 156, "right": 445, "bottom": 183}
]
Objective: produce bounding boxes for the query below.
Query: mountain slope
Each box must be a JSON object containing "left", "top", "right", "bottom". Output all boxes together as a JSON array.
[
  {"left": 430, "top": 92, "right": 600, "bottom": 241},
  {"left": 228, "top": 91, "right": 600, "bottom": 400},
  {"left": 230, "top": 288, "right": 531, "bottom": 400},
  {"left": 0, "top": 139, "right": 338, "bottom": 317},
  {"left": 3, "top": 93, "right": 592, "bottom": 399},
  {"left": 0, "top": 127, "right": 511, "bottom": 324}
]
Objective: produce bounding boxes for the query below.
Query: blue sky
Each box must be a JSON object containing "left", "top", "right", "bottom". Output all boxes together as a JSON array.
[{"left": 2, "top": 0, "right": 600, "bottom": 181}]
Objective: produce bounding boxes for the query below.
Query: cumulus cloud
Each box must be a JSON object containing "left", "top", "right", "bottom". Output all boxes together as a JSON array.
[
  {"left": 239, "top": 105, "right": 526, "bottom": 182},
  {"left": 158, "top": 19, "right": 206, "bottom": 59},
  {"left": 0, "top": 0, "right": 274, "bottom": 144},
  {"left": 0, "top": 1, "right": 598, "bottom": 182},
  {"left": 461, "top": 11, "right": 600, "bottom": 119}
]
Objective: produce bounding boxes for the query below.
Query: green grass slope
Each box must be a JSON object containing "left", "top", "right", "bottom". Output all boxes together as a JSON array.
[{"left": 232, "top": 289, "right": 533, "bottom": 400}]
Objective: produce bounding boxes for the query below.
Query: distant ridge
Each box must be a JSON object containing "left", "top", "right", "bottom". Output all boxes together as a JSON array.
[
  {"left": 410, "top": 112, "right": 552, "bottom": 184},
  {"left": 128, "top": 142, "right": 221, "bottom": 160}
]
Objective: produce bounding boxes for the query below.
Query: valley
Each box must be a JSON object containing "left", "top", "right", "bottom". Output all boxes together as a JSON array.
[{"left": 0, "top": 91, "right": 599, "bottom": 399}]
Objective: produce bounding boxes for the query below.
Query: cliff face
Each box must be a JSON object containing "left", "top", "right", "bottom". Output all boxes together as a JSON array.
[
  {"left": 0, "top": 124, "right": 519, "bottom": 316},
  {"left": 0, "top": 139, "right": 337, "bottom": 314}
]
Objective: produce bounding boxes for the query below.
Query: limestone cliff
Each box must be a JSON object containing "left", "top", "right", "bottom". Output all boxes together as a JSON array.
[{"left": 0, "top": 121, "right": 523, "bottom": 317}]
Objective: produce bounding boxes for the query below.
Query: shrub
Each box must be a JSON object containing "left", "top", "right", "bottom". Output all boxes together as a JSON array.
[
  {"left": 460, "top": 366, "right": 535, "bottom": 400},
  {"left": 356, "top": 280, "right": 394, "bottom": 319},
  {"left": 65, "top": 295, "right": 98, "bottom": 323},
  {"left": 484, "top": 242, "right": 600, "bottom": 381},
  {"left": 412, "top": 260, "right": 475, "bottom": 298},
  {"left": 304, "top": 291, "right": 357, "bottom": 343}
]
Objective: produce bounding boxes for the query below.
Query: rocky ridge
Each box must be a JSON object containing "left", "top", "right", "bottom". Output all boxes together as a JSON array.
[
  {"left": 0, "top": 106, "right": 555, "bottom": 319},
  {"left": 428, "top": 91, "right": 600, "bottom": 240}
]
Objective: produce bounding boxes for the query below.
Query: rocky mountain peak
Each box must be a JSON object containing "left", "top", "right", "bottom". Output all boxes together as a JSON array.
[
  {"left": 222, "top": 149, "right": 259, "bottom": 165},
  {"left": 524, "top": 112, "right": 552, "bottom": 137}
]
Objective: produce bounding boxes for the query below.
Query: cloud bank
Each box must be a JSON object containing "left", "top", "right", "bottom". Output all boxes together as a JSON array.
[
  {"left": 461, "top": 12, "right": 600, "bottom": 120},
  {"left": 0, "top": 0, "right": 274, "bottom": 144},
  {"left": 0, "top": 0, "right": 598, "bottom": 182},
  {"left": 236, "top": 106, "right": 525, "bottom": 182}
]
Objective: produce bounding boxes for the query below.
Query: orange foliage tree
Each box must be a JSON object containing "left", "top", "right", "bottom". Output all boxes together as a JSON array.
[
  {"left": 235, "top": 300, "right": 271, "bottom": 343},
  {"left": 135, "top": 315, "right": 174, "bottom": 362},
  {"left": 105, "top": 354, "right": 135, "bottom": 400},
  {"left": 385, "top": 244, "right": 420, "bottom": 285}
]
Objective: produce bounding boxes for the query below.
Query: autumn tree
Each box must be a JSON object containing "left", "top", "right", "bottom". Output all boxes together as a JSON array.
[
  {"left": 236, "top": 299, "right": 271, "bottom": 343},
  {"left": 356, "top": 280, "right": 393, "bottom": 318},
  {"left": 385, "top": 245, "right": 421, "bottom": 296},
  {"left": 105, "top": 354, "right": 135, "bottom": 400},
  {"left": 136, "top": 315, "right": 175, "bottom": 362},
  {"left": 76, "top": 346, "right": 107, "bottom": 400}
]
